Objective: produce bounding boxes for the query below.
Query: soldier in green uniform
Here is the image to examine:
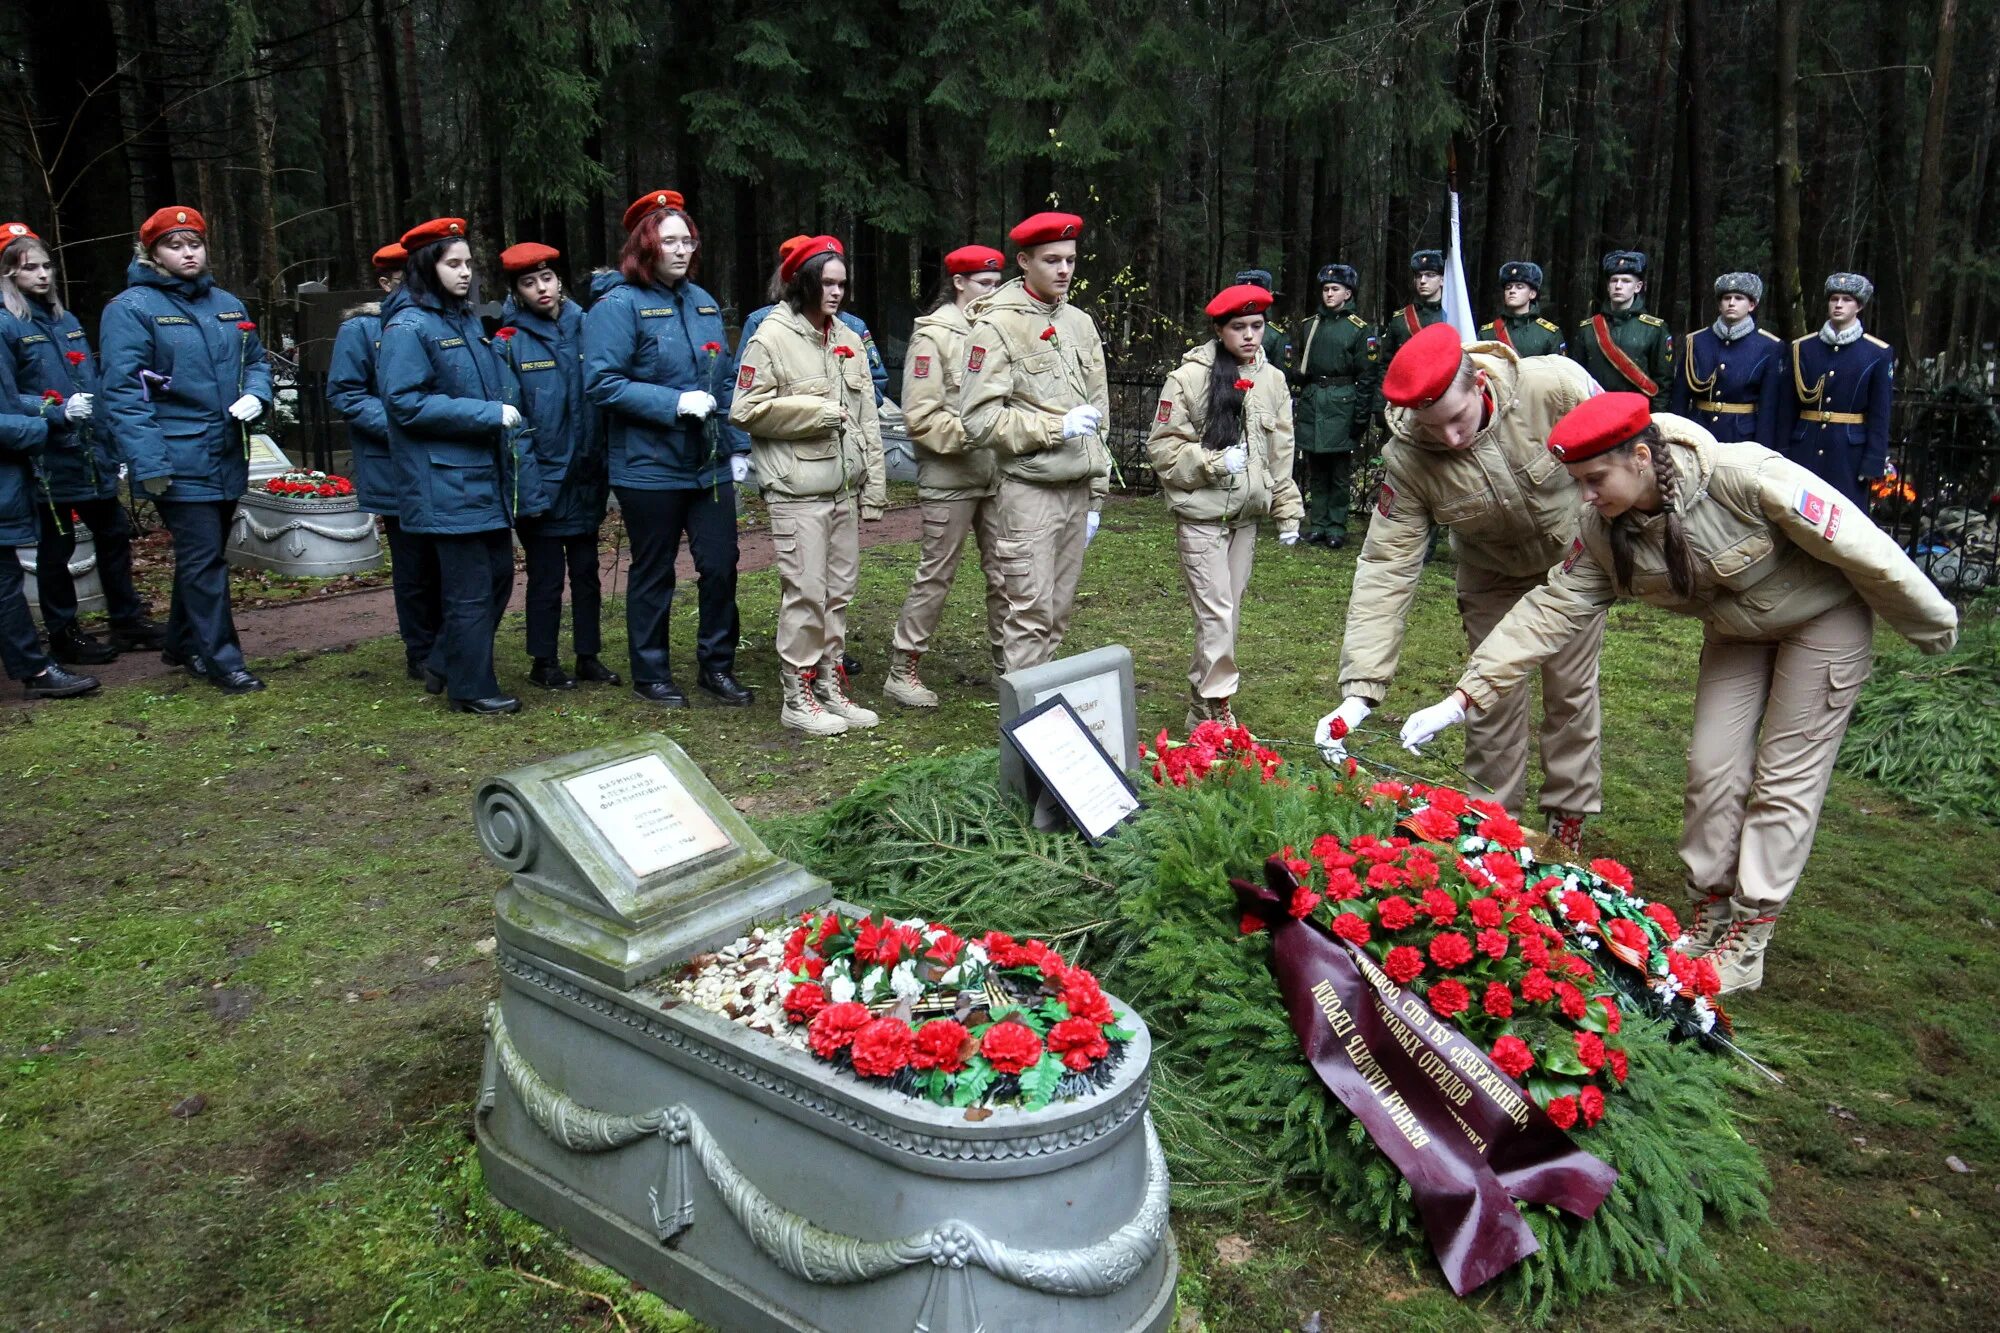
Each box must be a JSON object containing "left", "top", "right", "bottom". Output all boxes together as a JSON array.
[
  {"left": 1478, "top": 260, "right": 1566, "bottom": 357},
  {"left": 1573, "top": 250, "right": 1671, "bottom": 411},
  {"left": 1380, "top": 249, "right": 1446, "bottom": 362},
  {"left": 1234, "top": 268, "right": 1291, "bottom": 368},
  {"left": 1284, "top": 262, "right": 1380, "bottom": 548}
]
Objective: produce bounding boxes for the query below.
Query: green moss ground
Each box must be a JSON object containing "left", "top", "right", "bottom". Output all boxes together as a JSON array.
[{"left": 2, "top": 498, "right": 1994, "bottom": 1330}]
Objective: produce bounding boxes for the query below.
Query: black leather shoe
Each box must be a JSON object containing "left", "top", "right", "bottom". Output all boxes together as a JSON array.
[
  {"left": 697, "top": 669, "right": 754, "bottom": 706},
  {"left": 632, "top": 680, "right": 689, "bottom": 708},
  {"left": 160, "top": 647, "right": 210, "bottom": 676},
  {"left": 449, "top": 695, "right": 521, "bottom": 715},
  {"left": 405, "top": 658, "right": 425, "bottom": 682},
  {"left": 839, "top": 651, "right": 865, "bottom": 677},
  {"left": 422, "top": 666, "right": 446, "bottom": 696},
  {"left": 574, "top": 655, "right": 622, "bottom": 685},
  {"left": 211, "top": 668, "right": 266, "bottom": 695},
  {"left": 23, "top": 665, "right": 99, "bottom": 699},
  {"left": 109, "top": 617, "right": 166, "bottom": 651},
  {"left": 529, "top": 657, "right": 577, "bottom": 690},
  {"left": 48, "top": 626, "right": 119, "bottom": 665}
]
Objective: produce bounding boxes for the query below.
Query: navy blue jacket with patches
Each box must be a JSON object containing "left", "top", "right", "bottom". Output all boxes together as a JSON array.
[
  {"left": 583, "top": 270, "right": 745, "bottom": 491},
  {"left": 1, "top": 297, "right": 117, "bottom": 503},
  {"left": 499, "top": 293, "right": 607, "bottom": 537},
  {"left": 0, "top": 341, "right": 50, "bottom": 546}
]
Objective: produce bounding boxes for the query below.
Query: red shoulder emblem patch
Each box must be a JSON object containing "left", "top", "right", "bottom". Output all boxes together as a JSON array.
[
  {"left": 1562, "top": 537, "right": 1584, "bottom": 572},
  {"left": 1822, "top": 504, "right": 1843, "bottom": 541},
  {"left": 913, "top": 354, "right": 931, "bottom": 379},
  {"left": 967, "top": 346, "right": 986, "bottom": 372},
  {"left": 737, "top": 364, "right": 755, "bottom": 390},
  {"left": 1377, "top": 481, "right": 1396, "bottom": 518},
  {"left": 1156, "top": 399, "right": 1173, "bottom": 424}
]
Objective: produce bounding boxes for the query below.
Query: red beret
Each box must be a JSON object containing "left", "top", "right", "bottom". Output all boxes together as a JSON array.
[
  {"left": 1204, "top": 283, "right": 1273, "bottom": 321},
  {"left": 945, "top": 245, "right": 1005, "bottom": 275},
  {"left": 400, "top": 217, "right": 468, "bottom": 250},
  {"left": 1547, "top": 392, "right": 1652, "bottom": 462},
  {"left": 371, "top": 243, "right": 407, "bottom": 271},
  {"left": 1380, "top": 322, "right": 1468, "bottom": 409},
  {"left": 140, "top": 206, "right": 205, "bottom": 248},
  {"left": 499, "top": 242, "right": 561, "bottom": 276},
  {"left": 1008, "top": 212, "right": 1084, "bottom": 248},
  {"left": 623, "top": 189, "right": 685, "bottom": 234},
  {"left": 780, "top": 234, "right": 843, "bottom": 284},
  {"left": 775, "top": 234, "right": 812, "bottom": 261},
  {"left": 1, "top": 222, "right": 40, "bottom": 244}
]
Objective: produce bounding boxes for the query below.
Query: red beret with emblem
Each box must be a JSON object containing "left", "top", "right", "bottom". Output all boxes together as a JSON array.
[
  {"left": 1547, "top": 392, "right": 1652, "bottom": 463},
  {"left": 780, "top": 234, "right": 844, "bottom": 284},
  {"left": 775, "top": 234, "right": 812, "bottom": 261},
  {"left": 399, "top": 217, "right": 468, "bottom": 250},
  {"left": 623, "top": 189, "right": 686, "bottom": 234},
  {"left": 140, "top": 206, "right": 206, "bottom": 248},
  {"left": 1204, "top": 283, "right": 1274, "bottom": 321},
  {"left": 371, "top": 243, "right": 407, "bottom": 271},
  {"left": 945, "top": 245, "right": 1005, "bottom": 275},
  {"left": 1, "top": 222, "right": 40, "bottom": 243},
  {"left": 1380, "top": 322, "right": 1468, "bottom": 409},
  {"left": 499, "top": 242, "right": 561, "bottom": 276},
  {"left": 1008, "top": 212, "right": 1084, "bottom": 248}
]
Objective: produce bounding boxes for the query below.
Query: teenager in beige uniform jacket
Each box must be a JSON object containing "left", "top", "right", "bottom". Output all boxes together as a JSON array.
[
  {"left": 1400, "top": 394, "right": 1957, "bottom": 993},
  {"left": 1146, "top": 282, "right": 1303, "bottom": 729},
  {"left": 884, "top": 246, "right": 1009, "bottom": 707},
  {"left": 959, "top": 211, "right": 1111, "bottom": 672},
  {"left": 729, "top": 236, "right": 887, "bottom": 736},
  {"left": 1317, "top": 323, "right": 1606, "bottom": 851}
]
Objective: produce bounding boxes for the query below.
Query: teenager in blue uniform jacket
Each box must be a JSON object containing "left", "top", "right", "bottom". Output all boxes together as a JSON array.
[
  {"left": 583, "top": 189, "right": 752, "bottom": 708},
  {"left": 377, "top": 216, "right": 542, "bottom": 715},
  {"left": 0, "top": 223, "right": 160, "bottom": 665},
  {"left": 326, "top": 242, "right": 441, "bottom": 681},
  {"left": 0, "top": 342, "right": 98, "bottom": 698},
  {"left": 1783, "top": 272, "right": 1895, "bottom": 510},
  {"left": 1670, "top": 271, "right": 1786, "bottom": 449},
  {"left": 97, "top": 205, "right": 271, "bottom": 694},
  {"left": 496, "top": 241, "right": 615, "bottom": 693}
]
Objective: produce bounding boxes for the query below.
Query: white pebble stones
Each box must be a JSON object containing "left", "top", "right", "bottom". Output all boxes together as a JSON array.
[{"left": 661, "top": 925, "right": 807, "bottom": 1051}]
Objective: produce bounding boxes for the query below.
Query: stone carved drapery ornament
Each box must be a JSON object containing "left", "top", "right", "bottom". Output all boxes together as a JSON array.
[
  {"left": 227, "top": 490, "right": 383, "bottom": 575},
  {"left": 482, "top": 1002, "right": 1170, "bottom": 1329}
]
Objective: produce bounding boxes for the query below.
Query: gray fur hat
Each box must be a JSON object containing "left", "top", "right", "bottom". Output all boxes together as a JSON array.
[
  {"left": 1825, "top": 272, "right": 1874, "bottom": 306},
  {"left": 1498, "top": 260, "right": 1544, "bottom": 290},
  {"left": 1714, "top": 272, "right": 1764, "bottom": 302},
  {"left": 1316, "top": 263, "right": 1359, "bottom": 290},
  {"left": 1601, "top": 250, "right": 1648, "bottom": 276},
  {"left": 1410, "top": 250, "right": 1445, "bottom": 275}
]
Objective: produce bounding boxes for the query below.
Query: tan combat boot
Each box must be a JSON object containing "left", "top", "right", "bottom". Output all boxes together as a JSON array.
[
  {"left": 781, "top": 666, "right": 849, "bottom": 736},
  {"left": 815, "top": 659, "right": 880, "bottom": 728},
  {"left": 1185, "top": 692, "right": 1237, "bottom": 731},
  {"left": 1708, "top": 903, "right": 1778, "bottom": 994},
  {"left": 1546, "top": 812, "right": 1588, "bottom": 858},
  {"left": 1672, "top": 893, "right": 1732, "bottom": 958},
  {"left": 883, "top": 650, "right": 939, "bottom": 708}
]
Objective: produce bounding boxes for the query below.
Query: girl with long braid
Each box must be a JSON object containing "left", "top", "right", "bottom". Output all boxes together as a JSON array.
[{"left": 1397, "top": 393, "right": 1958, "bottom": 996}]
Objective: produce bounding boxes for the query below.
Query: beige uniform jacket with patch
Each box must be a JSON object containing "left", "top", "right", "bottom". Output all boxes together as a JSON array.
[
  {"left": 1337, "top": 344, "right": 1599, "bottom": 702},
  {"left": 958, "top": 278, "right": 1111, "bottom": 505},
  {"left": 1457, "top": 422, "right": 1960, "bottom": 709},
  {"left": 729, "top": 302, "right": 887, "bottom": 510},
  {"left": 901, "top": 303, "right": 998, "bottom": 502},
  {"left": 1145, "top": 342, "right": 1303, "bottom": 529}
]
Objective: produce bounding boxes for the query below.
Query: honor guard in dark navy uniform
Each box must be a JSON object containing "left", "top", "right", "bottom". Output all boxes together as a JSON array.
[
  {"left": 1285, "top": 262, "right": 1379, "bottom": 547},
  {"left": 1784, "top": 273, "right": 1894, "bottom": 509},
  {"left": 1478, "top": 261, "right": 1565, "bottom": 357},
  {"left": 1233, "top": 268, "right": 1291, "bottom": 368},
  {"left": 1381, "top": 250, "right": 1446, "bottom": 362},
  {"left": 1573, "top": 250, "right": 1671, "bottom": 411},
  {"left": 1670, "top": 271, "right": 1785, "bottom": 449}
]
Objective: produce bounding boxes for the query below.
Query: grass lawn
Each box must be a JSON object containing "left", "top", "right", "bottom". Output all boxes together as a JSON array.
[{"left": 2, "top": 497, "right": 1994, "bottom": 1331}]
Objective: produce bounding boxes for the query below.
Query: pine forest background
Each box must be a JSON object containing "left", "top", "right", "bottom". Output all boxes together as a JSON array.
[{"left": 2, "top": 0, "right": 1995, "bottom": 381}]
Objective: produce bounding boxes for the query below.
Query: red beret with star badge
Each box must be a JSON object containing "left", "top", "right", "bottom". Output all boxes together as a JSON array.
[
  {"left": 2, "top": 221, "right": 40, "bottom": 243},
  {"left": 622, "top": 189, "right": 686, "bottom": 233},
  {"left": 945, "top": 245, "right": 1005, "bottom": 275},
  {"left": 1380, "top": 322, "right": 1469, "bottom": 409},
  {"left": 371, "top": 243, "right": 407, "bottom": 271},
  {"left": 140, "top": 206, "right": 206, "bottom": 247},
  {"left": 499, "top": 242, "right": 561, "bottom": 277},
  {"left": 1008, "top": 212, "right": 1084, "bottom": 248},
  {"left": 1204, "top": 283, "right": 1274, "bottom": 321},
  {"left": 1547, "top": 392, "right": 1653, "bottom": 462},
  {"left": 780, "top": 235, "right": 843, "bottom": 284},
  {"left": 399, "top": 217, "right": 468, "bottom": 250}
]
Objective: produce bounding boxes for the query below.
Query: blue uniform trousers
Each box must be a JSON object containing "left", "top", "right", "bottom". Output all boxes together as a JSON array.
[
  {"left": 382, "top": 516, "right": 442, "bottom": 670},
  {"left": 0, "top": 549, "right": 52, "bottom": 680},
  {"left": 155, "top": 499, "right": 246, "bottom": 675},
  {"left": 517, "top": 517, "right": 601, "bottom": 661},
  {"left": 37, "top": 497, "right": 146, "bottom": 633},
  {"left": 427, "top": 528, "right": 513, "bottom": 701},
  {"left": 615, "top": 484, "right": 739, "bottom": 684}
]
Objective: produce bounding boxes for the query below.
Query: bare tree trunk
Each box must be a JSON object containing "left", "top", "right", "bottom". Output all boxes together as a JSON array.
[
  {"left": 26, "top": 0, "right": 135, "bottom": 310},
  {"left": 1865, "top": 4, "right": 1911, "bottom": 349},
  {"left": 1681, "top": 0, "right": 1715, "bottom": 327},
  {"left": 315, "top": 0, "right": 361, "bottom": 285},
  {"left": 400, "top": 7, "right": 426, "bottom": 191},
  {"left": 1562, "top": 0, "right": 1608, "bottom": 321},
  {"left": 1772, "top": 0, "right": 1807, "bottom": 338},
  {"left": 1484, "top": 0, "right": 1546, "bottom": 280},
  {"left": 1905, "top": 0, "right": 1963, "bottom": 371},
  {"left": 366, "top": 0, "right": 413, "bottom": 216},
  {"left": 249, "top": 65, "right": 281, "bottom": 312},
  {"left": 123, "top": 0, "right": 177, "bottom": 202},
  {"left": 1637, "top": 0, "right": 1680, "bottom": 250},
  {"left": 1945, "top": 30, "right": 1999, "bottom": 377}
]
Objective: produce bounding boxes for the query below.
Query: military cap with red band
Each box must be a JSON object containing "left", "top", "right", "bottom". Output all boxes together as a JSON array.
[
  {"left": 945, "top": 245, "right": 1005, "bottom": 275},
  {"left": 623, "top": 189, "right": 686, "bottom": 233},
  {"left": 1546, "top": 392, "right": 1652, "bottom": 463},
  {"left": 1, "top": 222, "right": 40, "bottom": 243},
  {"left": 140, "top": 207, "right": 206, "bottom": 248},
  {"left": 499, "top": 242, "right": 561, "bottom": 276},
  {"left": 780, "top": 235, "right": 843, "bottom": 284},
  {"left": 1008, "top": 211, "right": 1084, "bottom": 248},
  {"left": 1204, "top": 283, "right": 1274, "bottom": 321},
  {"left": 400, "top": 217, "right": 467, "bottom": 249},
  {"left": 1380, "top": 322, "right": 1468, "bottom": 409},
  {"left": 371, "top": 243, "right": 407, "bottom": 271}
]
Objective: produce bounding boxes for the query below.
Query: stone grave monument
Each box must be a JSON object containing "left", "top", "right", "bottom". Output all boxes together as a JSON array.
[
  {"left": 474, "top": 732, "right": 1178, "bottom": 1333},
  {"left": 996, "top": 645, "right": 1140, "bottom": 807},
  {"left": 228, "top": 433, "right": 384, "bottom": 577}
]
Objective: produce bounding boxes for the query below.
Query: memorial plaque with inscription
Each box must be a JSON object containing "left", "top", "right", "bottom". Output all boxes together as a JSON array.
[
  {"left": 562, "top": 755, "right": 732, "bottom": 879},
  {"left": 998, "top": 644, "right": 1139, "bottom": 804},
  {"left": 1002, "top": 697, "right": 1142, "bottom": 843}
]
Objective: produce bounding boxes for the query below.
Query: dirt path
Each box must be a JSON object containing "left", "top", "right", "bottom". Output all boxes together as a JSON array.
[{"left": 52, "top": 504, "right": 927, "bottom": 693}]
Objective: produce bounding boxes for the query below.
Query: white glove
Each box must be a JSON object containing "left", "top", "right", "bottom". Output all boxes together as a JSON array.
[
  {"left": 1401, "top": 693, "right": 1468, "bottom": 754},
  {"left": 1278, "top": 528, "right": 1300, "bottom": 546},
  {"left": 1314, "top": 696, "right": 1371, "bottom": 765},
  {"left": 1085, "top": 510, "right": 1101, "bottom": 545},
  {"left": 1060, "top": 404, "right": 1102, "bottom": 439},
  {"left": 730, "top": 454, "right": 750, "bottom": 484},
  {"left": 64, "top": 393, "right": 93, "bottom": 423},
  {"left": 1219, "top": 444, "right": 1248, "bottom": 475},
  {"left": 499, "top": 404, "right": 525, "bottom": 430},
  {"left": 678, "top": 390, "right": 716, "bottom": 419},
  {"left": 227, "top": 393, "right": 263, "bottom": 423},
  {"left": 142, "top": 475, "right": 171, "bottom": 496}
]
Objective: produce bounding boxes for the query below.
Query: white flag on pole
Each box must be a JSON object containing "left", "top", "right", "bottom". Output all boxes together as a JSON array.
[{"left": 1442, "top": 190, "right": 1477, "bottom": 342}]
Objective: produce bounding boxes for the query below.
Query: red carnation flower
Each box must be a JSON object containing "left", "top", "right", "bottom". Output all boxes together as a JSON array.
[
  {"left": 1061, "top": 972, "right": 1115, "bottom": 1025},
  {"left": 1520, "top": 936, "right": 1551, "bottom": 968},
  {"left": 1491, "top": 1035, "right": 1533, "bottom": 1078},
  {"left": 1426, "top": 978, "right": 1470, "bottom": 1018},
  {"left": 1039, "top": 326, "right": 1056, "bottom": 340},
  {"left": 1520, "top": 968, "right": 1555, "bottom": 1003},
  {"left": 1324, "top": 867, "right": 1362, "bottom": 900},
  {"left": 1233, "top": 377, "right": 1254, "bottom": 391},
  {"left": 1607, "top": 1048, "right": 1629, "bottom": 1083},
  {"left": 1475, "top": 928, "right": 1510, "bottom": 960},
  {"left": 1418, "top": 887, "right": 1458, "bottom": 926},
  {"left": 1239, "top": 913, "right": 1266, "bottom": 935},
  {"left": 65, "top": 350, "right": 86, "bottom": 366},
  {"left": 1590, "top": 858, "right": 1635, "bottom": 893},
  {"left": 814, "top": 913, "right": 843, "bottom": 946},
  {"left": 1579, "top": 1084, "right": 1606, "bottom": 1127},
  {"left": 799, "top": 956, "right": 827, "bottom": 980},
  {"left": 1545, "top": 1094, "right": 1580, "bottom": 1130},
  {"left": 850, "top": 1016, "right": 916, "bottom": 1078},
  {"left": 41, "top": 388, "right": 62, "bottom": 404},
  {"left": 1369, "top": 781, "right": 1410, "bottom": 803},
  {"left": 1330, "top": 912, "right": 1371, "bottom": 945},
  {"left": 1407, "top": 805, "right": 1460, "bottom": 843},
  {"left": 925, "top": 926, "right": 965, "bottom": 966},
  {"left": 833, "top": 345, "right": 855, "bottom": 358},
  {"left": 1596, "top": 996, "right": 1623, "bottom": 1034},
  {"left": 1575, "top": 1031, "right": 1606, "bottom": 1073},
  {"left": 494, "top": 326, "right": 516, "bottom": 341},
  {"left": 702, "top": 340, "right": 722, "bottom": 354},
  {"left": 1475, "top": 812, "right": 1525, "bottom": 849},
  {"left": 783, "top": 983, "right": 827, "bottom": 1024},
  {"left": 1482, "top": 982, "right": 1514, "bottom": 1018},
  {"left": 1429, "top": 931, "right": 1474, "bottom": 969},
  {"left": 1383, "top": 945, "right": 1424, "bottom": 984},
  {"left": 1641, "top": 902, "right": 1681, "bottom": 939},
  {"left": 1367, "top": 862, "right": 1409, "bottom": 890},
  {"left": 1605, "top": 917, "right": 1648, "bottom": 955},
  {"left": 236, "top": 320, "right": 257, "bottom": 332},
  {"left": 1375, "top": 895, "right": 1416, "bottom": 931},
  {"left": 1289, "top": 884, "right": 1322, "bottom": 919},
  {"left": 1404, "top": 849, "right": 1440, "bottom": 887},
  {"left": 853, "top": 917, "right": 904, "bottom": 967},
  {"left": 1560, "top": 890, "right": 1602, "bottom": 926},
  {"left": 1048, "top": 1016, "right": 1111, "bottom": 1071},
  {"left": 1481, "top": 852, "right": 1526, "bottom": 895},
  {"left": 980, "top": 1019, "right": 1044, "bottom": 1075},
  {"left": 913, "top": 1019, "right": 972, "bottom": 1072},
  {"left": 807, "top": 1001, "right": 871, "bottom": 1058},
  {"left": 1556, "top": 982, "right": 1589, "bottom": 1021},
  {"left": 1427, "top": 787, "right": 1470, "bottom": 817},
  {"left": 1556, "top": 952, "right": 1593, "bottom": 980}
]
